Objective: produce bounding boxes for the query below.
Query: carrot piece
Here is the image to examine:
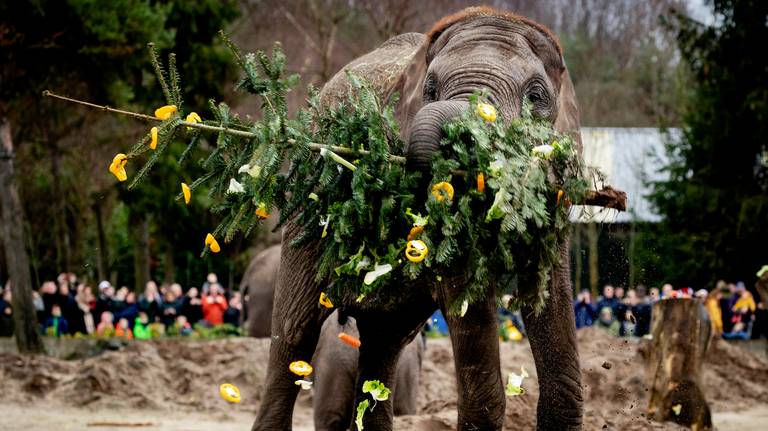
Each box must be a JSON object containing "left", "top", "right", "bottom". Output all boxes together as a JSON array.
[{"left": 338, "top": 332, "right": 361, "bottom": 348}]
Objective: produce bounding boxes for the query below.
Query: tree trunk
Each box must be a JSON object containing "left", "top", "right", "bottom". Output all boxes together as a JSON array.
[
  {"left": 92, "top": 199, "right": 109, "bottom": 282},
  {"left": 646, "top": 298, "right": 712, "bottom": 430},
  {"left": 0, "top": 117, "right": 45, "bottom": 354},
  {"left": 573, "top": 224, "right": 583, "bottom": 294},
  {"left": 130, "top": 210, "right": 150, "bottom": 292}
]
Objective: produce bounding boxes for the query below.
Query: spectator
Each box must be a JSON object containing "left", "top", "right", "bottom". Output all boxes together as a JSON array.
[
  {"left": 114, "top": 318, "right": 133, "bottom": 339},
  {"left": 96, "top": 311, "right": 115, "bottom": 337},
  {"left": 614, "top": 287, "right": 629, "bottom": 336},
  {"left": 574, "top": 289, "right": 597, "bottom": 329},
  {"left": 202, "top": 283, "right": 227, "bottom": 326},
  {"left": 173, "top": 315, "right": 193, "bottom": 336},
  {"left": 160, "top": 289, "right": 181, "bottom": 328},
  {"left": 649, "top": 287, "right": 660, "bottom": 303},
  {"left": 40, "top": 281, "right": 58, "bottom": 317},
  {"left": 224, "top": 292, "right": 243, "bottom": 327},
  {"left": 596, "top": 285, "right": 618, "bottom": 322},
  {"left": 93, "top": 281, "right": 114, "bottom": 326},
  {"left": 134, "top": 311, "right": 152, "bottom": 340},
  {"left": 32, "top": 289, "right": 45, "bottom": 324},
  {"left": 181, "top": 287, "right": 203, "bottom": 324},
  {"left": 0, "top": 286, "right": 13, "bottom": 337},
  {"left": 724, "top": 289, "right": 756, "bottom": 340},
  {"left": 661, "top": 283, "right": 674, "bottom": 299},
  {"left": 115, "top": 291, "right": 139, "bottom": 326},
  {"left": 72, "top": 284, "right": 95, "bottom": 335},
  {"left": 202, "top": 273, "right": 218, "bottom": 296},
  {"left": 632, "top": 286, "right": 652, "bottom": 337},
  {"left": 705, "top": 286, "right": 724, "bottom": 336},
  {"left": 596, "top": 306, "right": 620, "bottom": 336},
  {"left": 44, "top": 304, "right": 69, "bottom": 337},
  {"left": 138, "top": 281, "right": 161, "bottom": 323}
]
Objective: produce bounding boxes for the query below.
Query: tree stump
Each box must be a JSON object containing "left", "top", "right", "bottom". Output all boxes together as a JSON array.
[{"left": 646, "top": 298, "right": 712, "bottom": 430}]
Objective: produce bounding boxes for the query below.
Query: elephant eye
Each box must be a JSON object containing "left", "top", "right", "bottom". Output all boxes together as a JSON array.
[
  {"left": 524, "top": 81, "right": 552, "bottom": 118},
  {"left": 423, "top": 73, "right": 439, "bottom": 103}
]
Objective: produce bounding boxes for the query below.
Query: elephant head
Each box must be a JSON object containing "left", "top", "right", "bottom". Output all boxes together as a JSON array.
[{"left": 388, "top": 7, "right": 581, "bottom": 169}]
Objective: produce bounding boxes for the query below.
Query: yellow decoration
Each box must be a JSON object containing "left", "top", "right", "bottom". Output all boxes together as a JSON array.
[
  {"left": 407, "top": 225, "right": 424, "bottom": 241},
  {"left": 219, "top": 383, "right": 241, "bottom": 403},
  {"left": 154, "top": 105, "right": 178, "bottom": 120},
  {"left": 477, "top": 172, "right": 485, "bottom": 193},
  {"left": 255, "top": 202, "right": 269, "bottom": 219},
  {"left": 319, "top": 292, "right": 333, "bottom": 308},
  {"left": 205, "top": 233, "right": 221, "bottom": 253},
  {"left": 150, "top": 127, "right": 158, "bottom": 150},
  {"left": 185, "top": 112, "right": 201, "bottom": 124},
  {"left": 289, "top": 360, "right": 313, "bottom": 377},
  {"left": 476, "top": 102, "right": 497, "bottom": 122},
  {"left": 405, "top": 240, "right": 428, "bottom": 263},
  {"left": 181, "top": 183, "right": 191, "bottom": 205},
  {"left": 108, "top": 154, "right": 128, "bottom": 182},
  {"left": 431, "top": 182, "right": 454, "bottom": 202}
]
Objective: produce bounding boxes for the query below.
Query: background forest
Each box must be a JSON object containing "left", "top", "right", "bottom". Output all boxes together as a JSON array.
[{"left": 1, "top": 0, "right": 765, "bottom": 294}]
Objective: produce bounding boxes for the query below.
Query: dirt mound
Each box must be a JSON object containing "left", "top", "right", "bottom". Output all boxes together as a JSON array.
[{"left": 1, "top": 328, "right": 767, "bottom": 430}]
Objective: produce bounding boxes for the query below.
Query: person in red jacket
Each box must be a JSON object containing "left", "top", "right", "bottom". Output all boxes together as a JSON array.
[{"left": 202, "top": 283, "right": 227, "bottom": 326}]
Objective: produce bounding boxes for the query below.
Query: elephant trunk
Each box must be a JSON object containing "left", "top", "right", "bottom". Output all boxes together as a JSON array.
[{"left": 405, "top": 100, "right": 469, "bottom": 170}]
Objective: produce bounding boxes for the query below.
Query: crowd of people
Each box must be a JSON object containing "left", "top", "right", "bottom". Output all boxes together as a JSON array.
[
  {"left": 0, "top": 272, "right": 243, "bottom": 339},
  {"left": 575, "top": 281, "right": 768, "bottom": 340}
]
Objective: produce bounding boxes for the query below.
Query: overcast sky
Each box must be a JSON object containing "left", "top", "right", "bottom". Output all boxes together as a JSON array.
[{"left": 687, "top": 0, "right": 715, "bottom": 25}]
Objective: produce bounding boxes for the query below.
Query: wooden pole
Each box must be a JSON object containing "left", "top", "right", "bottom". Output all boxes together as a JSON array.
[{"left": 646, "top": 298, "right": 712, "bottom": 430}]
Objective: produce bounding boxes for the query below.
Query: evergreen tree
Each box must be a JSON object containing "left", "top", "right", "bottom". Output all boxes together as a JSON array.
[{"left": 650, "top": 0, "right": 768, "bottom": 287}]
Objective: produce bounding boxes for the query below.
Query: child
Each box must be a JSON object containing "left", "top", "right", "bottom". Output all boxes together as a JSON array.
[
  {"left": 133, "top": 311, "right": 152, "bottom": 340},
  {"left": 174, "top": 315, "right": 193, "bottom": 336},
  {"left": 114, "top": 317, "right": 133, "bottom": 339},
  {"left": 44, "top": 304, "right": 69, "bottom": 337},
  {"left": 96, "top": 311, "right": 115, "bottom": 337}
]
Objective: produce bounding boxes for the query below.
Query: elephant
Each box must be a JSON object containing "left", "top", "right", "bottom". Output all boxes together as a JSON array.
[
  {"left": 240, "top": 245, "right": 424, "bottom": 424},
  {"left": 253, "top": 6, "right": 583, "bottom": 431},
  {"left": 313, "top": 310, "right": 424, "bottom": 429}
]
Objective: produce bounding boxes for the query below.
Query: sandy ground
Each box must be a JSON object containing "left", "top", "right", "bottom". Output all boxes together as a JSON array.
[{"left": 1, "top": 328, "right": 766, "bottom": 430}]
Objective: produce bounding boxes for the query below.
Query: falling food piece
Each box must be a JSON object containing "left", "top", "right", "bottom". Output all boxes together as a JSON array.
[
  {"left": 319, "top": 292, "right": 334, "bottom": 308},
  {"left": 289, "top": 360, "right": 313, "bottom": 377},
  {"left": 219, "top": 383, "right": 241, "bottom": 403},
  {"left": 476, "top": 102, "right": 497, "bottom": 122},
  {"left": 362, "top": 380, "right": 391, "bottom": 401},
  {"left": 181, "top": 183, "right": 191, "bottom": 205},
  {"left": 205, "top": 233, "right": 220, "bottom": 253},
  {"left": 150, "top": 127, "right": 158, "bottom": 150},
  {"left": 431, "top": 181, "right": 454, "bottom": 202},
  {"left": 108, "top": 153, "right": 128, "bottom": 182},
  {"left": 355, "top": 399, "right": 369, "bottom": 431},
  {"left": 338, "top": 332, "right": 362, "bottom": 349},
  {"left": 405, "top": 240, "right": 428, "bottom": 263},
  {"left": 295, "top": 379, "right": 313, "bottom": 390},
  {"left": 154, "top": 104, "right": 178, "bottom": 120},
  {"left": 671, "top": 404, "right": 682, "bottom": 416},
  {"left": 460, "top": 299, "right": 469, "bottom": 317},
  {"left": 505, "top": 366, "right": 528, "bottom": 396}
]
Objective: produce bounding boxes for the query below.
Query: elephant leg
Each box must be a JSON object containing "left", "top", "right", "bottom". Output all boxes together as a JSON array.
[
  {"left": 522, "top": 240, "right": 583, "bottom": 430},
  {"left": 352, "top": 293, "right": 436, "bottom": 430},
  {"left": 440, "top": 286, "right": 505, "bottom": 430},
  {"left": 252, "top": 227, "right": 330, "bottom": 431}
]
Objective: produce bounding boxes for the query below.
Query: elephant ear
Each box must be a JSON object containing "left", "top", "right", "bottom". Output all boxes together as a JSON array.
[
  {"left": 553, "top": 66, "right": 582, "bottom": 153},
  {"left": 387, "top": 39, "right": 430, "bottom": 140}
]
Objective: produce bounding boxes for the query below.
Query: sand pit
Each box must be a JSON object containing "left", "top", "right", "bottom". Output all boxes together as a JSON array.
[{"left": 1, "top": 328, "right": 766, "bottom": 430}]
